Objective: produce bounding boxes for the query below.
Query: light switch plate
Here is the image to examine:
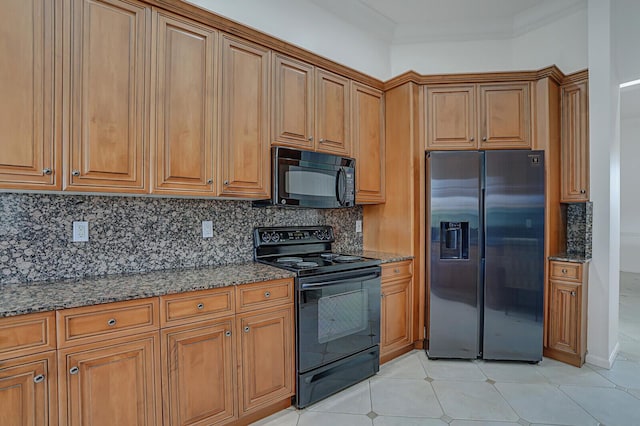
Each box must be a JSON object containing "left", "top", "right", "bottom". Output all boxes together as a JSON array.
[
  {"left": 72, "top": 221, "right": 89, "bottom": 242},
  {"left": 355, "top": 220, "right": 363, "bottom": 233},
  {"left": 202, "top": 221, "right": 213, "bottom": 238}
]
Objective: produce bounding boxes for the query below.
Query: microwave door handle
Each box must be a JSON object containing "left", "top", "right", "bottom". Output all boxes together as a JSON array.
[{"left": 336, "top": 168, "right": 347, "bottom": 206}]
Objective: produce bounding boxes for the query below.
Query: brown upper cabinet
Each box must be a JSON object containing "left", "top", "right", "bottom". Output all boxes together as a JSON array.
[
  {"left": 64, "top": 0, "right": 151, "bottom": 193},
  {"left": 151, "top": 11, "right": 218, "bottom": 196},
  {"left": 219, "top": 35, "right": 271, "bottom": 199},
  {"left": 352, "top": 83, "right": 385, "bottom": 204},
  {"left": 0, "top": 0, "right": 61, "bottom": 189},
  {"left": 560, "top": 79, "right": 589, "bottom": 202},
  {"left": 425, "top": 82, "right": 531, "bottom": 150},
  {"left": 272, "top": 54, "right": 351, "bottom": 156}
]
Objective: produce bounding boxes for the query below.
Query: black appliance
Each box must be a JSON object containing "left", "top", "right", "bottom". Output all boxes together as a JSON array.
[
  {"left": 254, "top": 226, "right": 381, "bottom": 408},
  {"left": 253, "top": 147, "right": 356, "bottom": 208}
]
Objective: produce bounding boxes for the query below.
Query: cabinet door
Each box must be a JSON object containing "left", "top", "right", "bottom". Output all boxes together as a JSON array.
[
  {"left": 316, "top": 69, "right": 351, "bottom": 156},
  {"left": 561, "top": 81, "right": 589, "bottom": 202},
  {"left": 352, "top": 82, "right": 385, "bottom": 204},
  {"left": 0, "top": 0, "right": 60, "bottom": 189},
  {"left": 65, "top": 0, "right": 150, "bottom": 192},
  {"left": 425, "top": 85, "right": 476, "bottom": 150},
  {"left": 219, "top": 35, "right": 270, "bottom": 198},
  {"left": 380, "top": 278, "right": 412, "bottom": 356},
  {"left": 58, "top": 332, "right": 160, "bottom": 426},
  {"left": 548, "top": 280, "right": 581, "bottom": 355},
  {"left": 272, "top": 54, "right": 314, "bottom": 149},
  {"left": 161, "top": 319, "right": 235, "bottom": 426},
  {"left": 0, "top": 351, "right": 57, "bottom": 426},
  {"left": 479, "top": 83, "right": 531, "bottom": 149},
  {"left": 236, "top": 306, "right": 294, "bottom": 416},
  {"left": 151, "top": 12, "right": 217, "bottom": 196}
]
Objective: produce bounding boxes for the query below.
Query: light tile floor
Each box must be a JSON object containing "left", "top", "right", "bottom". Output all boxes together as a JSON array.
[{"left": 254, "top": 274, "right": 640, "bottom": 426}]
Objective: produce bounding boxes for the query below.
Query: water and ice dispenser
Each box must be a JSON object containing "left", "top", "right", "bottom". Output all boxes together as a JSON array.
[{"left": 440, "top": 222, "right": 469, "bottom": 260}]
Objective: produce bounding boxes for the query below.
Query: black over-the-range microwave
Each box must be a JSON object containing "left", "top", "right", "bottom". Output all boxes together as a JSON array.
[{"left": 253, "top": 147, "right": 356, "bottom": 208}]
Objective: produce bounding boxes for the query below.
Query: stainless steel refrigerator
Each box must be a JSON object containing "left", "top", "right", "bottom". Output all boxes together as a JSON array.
[{"left": 427, "top": 150, "right": 545, "bottom": 362}]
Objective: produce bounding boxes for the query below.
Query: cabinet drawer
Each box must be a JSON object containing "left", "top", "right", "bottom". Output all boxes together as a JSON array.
[
  {"left": 0, "top": 312, "right": 56, "bottom": 361},
  {"left": 236, "top": 279, "right": 293, "bottom": 313},
  {"left": 550, "top": 261, "right": 582, "bottom": 282},
  {"left": 57, "top": 298, "right": 159, "bottom": 348},
  {"left": 160, "top": 287, "right": 234, "bottom": 327},
  {"left": 381, "top": 261, "right": 413, "bottom": 281}
]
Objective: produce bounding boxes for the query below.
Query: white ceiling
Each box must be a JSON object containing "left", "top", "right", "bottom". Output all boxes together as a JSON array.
[{"left": 310, "top": 0, "right": 587, "bottom": 43}]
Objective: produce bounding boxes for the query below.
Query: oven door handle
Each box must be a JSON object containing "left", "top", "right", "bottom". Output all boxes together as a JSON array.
[{"left": 300, "top": 272, "right": 381, "bottom": 289}]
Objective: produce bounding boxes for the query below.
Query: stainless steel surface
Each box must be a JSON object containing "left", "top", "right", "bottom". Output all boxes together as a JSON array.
[
  {"left": 244, "top": 326, "right": 250, "bottom": 333},
  {"left": 483, "top": 150, "right": 544, "bottom": 361},
  {"left": 69, "top": 367, "right": 79, "bottom": 375},
  {"left": 225, "top": 330, "right": 231, "bottom": 337},
  {"left": 428, "top": 151, "right": 481, "bottom": 359},
  {"left": 33, "top": 374, "right": 45, "bottom": 383},
  {"left": 197, "top": 303, "right": 204, "bottom": 310},
  {"left": 107, "top": 318, "right": 116, "bottom": 326},
  {"left": 264, "top": 291, "right": 271, "bottom": 298}
]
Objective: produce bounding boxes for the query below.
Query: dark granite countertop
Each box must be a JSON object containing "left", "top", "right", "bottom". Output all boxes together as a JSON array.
[
  {"left": 549, "top": 253, "right": 591, "bottom": 263},
  {"left": 0, "top": 262, "right": 295, "bottom": 318},
  {"left": 346, "top": 250, "right": 414, "bottom": 264}
]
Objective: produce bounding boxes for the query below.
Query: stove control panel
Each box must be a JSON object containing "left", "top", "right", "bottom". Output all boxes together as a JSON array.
[{"left": 254, "top": 226, "right": 334, "bottom": 246}]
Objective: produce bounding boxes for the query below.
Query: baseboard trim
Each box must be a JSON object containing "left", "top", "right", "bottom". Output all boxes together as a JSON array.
[{"left": 585, "top": 342, "right": 620, "bottom": 369}]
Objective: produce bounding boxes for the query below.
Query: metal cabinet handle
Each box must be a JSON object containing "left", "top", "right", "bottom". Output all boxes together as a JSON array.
[
  {"left": 561, "top": 269, "right": 567, "bottom": 274},
  {"left": 580, "top": 189, "right": 586, "bottom": 194},
  {"left": 71, "top": 170, "right": 80, "bottom": 176},
  {"left": 107, "top": 318, "right": 116, "bottom": 327},
  {"left": 470, "top": 137, "right": 474, "bottom": 142},
  {"left": 394, "top": 268, "right": 400, "bottom": 273},
  {"left": 319, "top": 138, "right": 325, "bottom": 143},
  {"left": 207, "top": 179, "right": 213, "bottom": 184},
  {"left": 244, "top": 326, "right": 250, "bottom": 333},
  {"left": 223, "top": 180, "right": 229, "bottom": 185},
  {"left": 197, "top": 303, "right": 204, "bottom": 310},
  {"left": 225, "top": 330, "right": 231, "bottom": 337},
  {"left": 264, "top": 291, "right": 271, "bottom": 298},
  {"left": 69, "top": 367, "right": 79, "bottom": 375},
  {"left": 43, "top": 168, "right": 52, "bottom": 175},
  {"left": 482, "top": 137, "right": 487, "bottom": 142},
  {"left": 308, "top": 136, "right": 313, "bottom": 142},
  {"left": 570, "top": 291, "right": 576, "bottom": 296},
  {"left": 33, "top": 374, "right": 45, "bottom": 383}
]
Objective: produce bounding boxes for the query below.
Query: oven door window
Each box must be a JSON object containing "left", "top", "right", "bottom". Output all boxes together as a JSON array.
[{"left": 297, "top": 270, "right": 380, "bottom": 373}]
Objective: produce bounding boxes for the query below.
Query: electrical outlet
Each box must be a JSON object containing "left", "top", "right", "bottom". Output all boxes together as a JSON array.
[
  {"left": 72, "top": 221, "right": 89, "bottom": 242},
  {"left": 202, "top": 221, "right": 213, "bottom": 238},
  {"left": 355, "top": 220, "right": 363, "bottom": 233}
]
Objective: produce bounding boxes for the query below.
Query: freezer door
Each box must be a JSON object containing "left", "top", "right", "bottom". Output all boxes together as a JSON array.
[
  {"left": 427, "top": 151, "right": 482, "bottom": 359},
  {"left": 483, "top": 150, "right": 545, "bottom": 361}
]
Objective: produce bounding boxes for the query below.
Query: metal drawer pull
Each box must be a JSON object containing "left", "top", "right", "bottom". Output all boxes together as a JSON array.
[
  {"left": 69, "top": 367, "right": 79, "bottom": 375},
  {"left": 33, "top": 374, "right": 45, "bottom": 383},
  {"left": 72, "top": 170, "right": 80, "bottom": 176},
  {"left": 225, "top": 331, "right": 231, "bottom": 337},
  {"left": 107, "top": 318, "right": 116, "bottom": 327},
  {"left": 43, "top": 168, "right": 52, "bottom": 175},
  {"left": 482, "top": 137, "right": 487, "bottom": 141},
  {"left": 394, "top": 268, "right": 400, "bottom": 273},
  {"left": 197, "top": 303, "right": 204, "bottom": 310},
  {"left": 264, "top": 291, "right": 271, "bottom": 298},
  {"left": 244, "top": 326, "right": 250, "bottom": 333},
  {"left": 571, "top": 291, "right": 576, "bottom": 296},
  {"left": 561, "top": 269, "right": 567, "bottom": 274}
]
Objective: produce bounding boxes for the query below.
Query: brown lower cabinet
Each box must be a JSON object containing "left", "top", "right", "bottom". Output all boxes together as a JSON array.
[{"left": 380, "top": 260, "right": 414, "bottom": 363}]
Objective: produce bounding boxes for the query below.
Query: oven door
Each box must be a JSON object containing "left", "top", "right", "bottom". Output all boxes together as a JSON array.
[{"left": 297, "top": 267, "right": 381, "bottom": 373}]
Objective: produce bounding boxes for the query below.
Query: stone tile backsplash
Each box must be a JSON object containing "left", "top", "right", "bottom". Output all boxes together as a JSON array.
[
  {"left": 566, "top": 202, "right": 593, "bottom": 258},
  {"left": 0, "top": 193, "right": 362, "bottom": 284}
]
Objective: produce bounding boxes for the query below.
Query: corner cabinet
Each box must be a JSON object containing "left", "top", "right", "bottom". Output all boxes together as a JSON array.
[
  {"left": 545, "top": 260, "right": 588, "bottom": 367},
  {"left": 560, "top": 79, "right": 589, "bottom": 202},
  {"left": 425, "top": 82, "right": 531, "bottom": 150},
  {"left": 352, "top": 83, "right": 385, "bottom": 204},
  {"left": 64, "top": 0, "right": 151, "bottom": 193},
  {"left": 380, "top": 260, "right": 414, "bottom": 363},
  {"left": 151, "top": 11, "right": 218, "bottom": 196},
  {"left": 219, "top": 35, "right": 271, "bottom": 199},
  {"left": 0, "top": 0, "right": 61, "bottom": 189}
]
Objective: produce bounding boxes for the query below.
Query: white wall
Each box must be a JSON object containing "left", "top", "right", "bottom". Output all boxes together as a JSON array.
[
  {"left": 188, "top": 0, "right": 391, "bottom": 80},
  {"left": 390, "top": 9, "right": 587, "bottom": 76},
  {"left": 586, "top": 0, "right": 620, "bottom": 368},
  {"left": 620, "top": 114, "right": 640, "bottom": 273}
]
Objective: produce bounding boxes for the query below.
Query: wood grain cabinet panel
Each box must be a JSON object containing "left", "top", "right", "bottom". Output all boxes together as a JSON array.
[
  {"left": 352, "top": 82, "right": 385, "bottom": 204},
  {"left": 151, "top": 11, "right": 217, "bottom": 195},
  {"left": 65, "top": 0, "right": 150, "bottom": 192},
  {"left": 0, "top": 351, "right": 58, "bottom": 426},
  {"left": 425, "top": 85, "right": 476, "bottom": 150},
  {"left": 58, "top": 332, "right": 160, "bottom": 426},
  {"left": 0, "top": 0, "right": 61, "bottom": 189},
  {"left": 0, "top": 312, "right": 56, "bottom": 362},
  {"left": 479, "top": 83, "right": 531, "bottom": 149},
  {"left": 316, "top": 69, "right": 351, "bottom": 156},
  {"left": 161, "top": 319, "right": 235, "bottom": 426},
  {"left": 160, "top": 287, "right": 234, "bottom": 328},
  {"left": 219, "top": 35, "right": 270, "bottom": 199},
  {"left": 560, "top": 80, "right": 589, "bottom": 202},
  {"left": 272, "top": 54, "right": 315, "bottom": 149},
  {"left": 236, "top": 305, "right": 294, "bottom": 416},
  {"left": 236, "top": 279, "right": 293, "bottom": 313},
  {"left": 380, "top": 260, "right": 413, "bottom": 362}
]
